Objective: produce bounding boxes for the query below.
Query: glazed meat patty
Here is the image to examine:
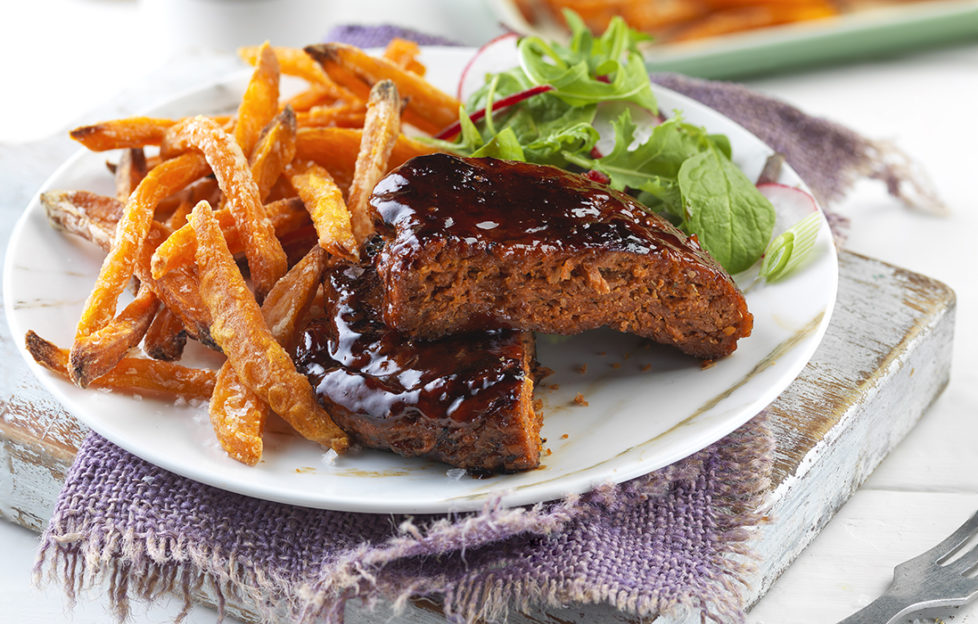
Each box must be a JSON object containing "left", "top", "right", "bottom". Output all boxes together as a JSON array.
[
  {"left": 293, "top": 246, "right": 542, "bottom": 474},
  {"left": 371, "top": 154, "right": 753, "bottom": 359}
]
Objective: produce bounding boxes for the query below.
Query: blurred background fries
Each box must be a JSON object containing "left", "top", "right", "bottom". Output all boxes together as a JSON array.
[{"left": 511, "top": 0, "right": 839, "bottom": 43}]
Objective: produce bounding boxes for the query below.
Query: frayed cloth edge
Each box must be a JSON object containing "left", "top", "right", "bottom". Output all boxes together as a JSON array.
[
  {"left": 33, "top": 521, "right": 299, "bottom": 624},
  {"left": 298, "top": 415, "right": 774, "bottom": 624}
]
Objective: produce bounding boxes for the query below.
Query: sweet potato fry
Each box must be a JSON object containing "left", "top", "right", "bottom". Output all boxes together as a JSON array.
[
  {"left": 26, "top": 331, "right": 214, "bottom": 401},
  {"left": 189, "top": 201, "right": 348, "bottom": 451},
  {"left": 265, "top": 175, "right": 297, "bottom": 202},
  {"left": 294, "top": 127, "right": 436, "bottom": 193},
  {"left": 303, "top": 49, "right": 371, "bottom": 105},
  {"left": 143, "top": 306, "right": 188, "bottom": 361},
  {"left": 260, "top": 245, "right": 328, "bottom": 349},
  {"left": 382, "top": 38, "right": 426, "bottom": 76},
  {"left": 540, "top": 0, "right": 837, "bottom": 42},
  {"left": 41, "top": 190, "right": 124, "bottom": 249},
  {"left": 70, "top": 117, "right": 178, "bottom": 152},
  {"left": 286, "top": 161, "right": 358, "bottom": 260},
  {"left": 295, "top": 102, "right": 367, "bottom": 129},
  {"left": 250, "top": 107, "right": 297, "bottom": 201},
  {"left": 238, "top": 45, "right": 353, "bottom": 100},
  {"left": 347, "top": 80, "right": 402, "bottom": 243},
  {"left": 69, "top": 283, "right": 161, "bottom": 385},
  {"left": 151, "top": 263, "right": 215, "bottom": 348},
  {"left": 623, "top": 1, "right": 708, "bottom": 32},
  {"left": 69, "top": 152, "right": 210, "bottom": 386},
  {"left": 115, "top": 148, "right": 148, "bottom": 201},
  {"left": 264, "top": 197, "right": 317, "bottom": 240},
  {"left": 304, "top": 43, "right": 459, "bottom": 135},
  {"left": 210, "top": 363, "right": 268, "bottom": 465},
  {"left": 284, "top": 84, "right": 343, "bottom": 113},
  {"left": 163, "top": 178, "right": 221, "bottom": 227},
  {"left": 41, "top": 189, "right": 215, "bottom": 347},
  {"left": 162, "top": 116, "right": 287, "bottom": 301},
  {"left": 208, "top": 245, "right": 329, "bottom": 465},
  {"left": 166, "top": 193, "right": 194, "bottom": 230},
  {"left": 234, "top": 42, "right": 281, "bottom": 157},
  {"left": 151, "top": 197, "right": 310, "bottom": 279},
  {"left": 669, "top": 2, "right": 836, "bottom": 40}
]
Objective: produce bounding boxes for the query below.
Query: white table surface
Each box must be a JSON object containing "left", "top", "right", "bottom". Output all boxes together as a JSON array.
[{"left": 2, "top": 1, "right": 976, "bottom": 622}]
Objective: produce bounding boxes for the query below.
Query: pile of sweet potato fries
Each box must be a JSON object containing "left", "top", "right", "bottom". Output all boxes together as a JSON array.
[{"left": 26, "top": 40, "right": 457, "bottom": 466}]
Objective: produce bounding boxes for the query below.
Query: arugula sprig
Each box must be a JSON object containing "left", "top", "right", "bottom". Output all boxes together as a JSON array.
[
  {"left": 517, "top": 11, "right": 657, "bottom": 111},
  {"left": 436, "top": 10, "right": 779, "bottom": 276}
]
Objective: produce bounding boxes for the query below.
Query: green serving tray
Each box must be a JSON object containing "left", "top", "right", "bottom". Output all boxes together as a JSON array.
[
  {"left": 642, "top": 0, "right": 978, "bottom": 79},
  {"left": 490, "top": 0, "right": 978, "bottom": 79}
]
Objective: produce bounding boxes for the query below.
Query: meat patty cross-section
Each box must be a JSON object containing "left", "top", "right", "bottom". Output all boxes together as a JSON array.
[
  {"left": 372, "top": 154, "right": 753, "bottom": 359},
  {"left": 294, "top": 248, "right": 542, "bottom": 474}
]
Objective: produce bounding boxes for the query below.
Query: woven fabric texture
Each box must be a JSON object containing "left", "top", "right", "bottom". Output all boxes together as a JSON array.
[{"left": 37, "top": 418, "right": 772, "bottom": 624}]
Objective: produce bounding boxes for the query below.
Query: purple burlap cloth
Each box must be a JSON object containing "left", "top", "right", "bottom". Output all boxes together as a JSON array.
[{"left": 34, "top": 26, "right": 940, "bottom": 624}]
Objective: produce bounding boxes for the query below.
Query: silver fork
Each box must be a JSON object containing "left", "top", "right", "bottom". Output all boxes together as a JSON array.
[{"left": 837, "top": 510, "right": 978, "bottom": 623}]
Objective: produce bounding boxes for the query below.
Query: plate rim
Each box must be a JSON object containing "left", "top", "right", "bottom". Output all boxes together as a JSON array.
[{"left": 3, "top": 47, "right": 838, "bottom": 513}]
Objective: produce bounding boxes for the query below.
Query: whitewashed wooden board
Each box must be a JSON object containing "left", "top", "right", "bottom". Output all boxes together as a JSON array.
[{"left": 0, "top": 247, "right": 955, "bottom": 623}]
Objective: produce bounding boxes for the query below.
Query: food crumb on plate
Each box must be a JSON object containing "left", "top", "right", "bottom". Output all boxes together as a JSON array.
[
  {"left": 573, "top": 393, "right": 588, "bottom": 406},
  {"left": 321, "top": 449, "right": 339, "bottom": 465}
]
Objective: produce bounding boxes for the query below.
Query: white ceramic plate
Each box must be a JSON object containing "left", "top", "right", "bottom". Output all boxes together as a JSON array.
[{"left": 4, "top": 47, "right": 837, "bottom": 513}]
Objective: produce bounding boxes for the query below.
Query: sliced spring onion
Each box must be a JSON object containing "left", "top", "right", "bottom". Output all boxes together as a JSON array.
[{"left": 760, "top": 212, "right": 822, "bottom": 282}]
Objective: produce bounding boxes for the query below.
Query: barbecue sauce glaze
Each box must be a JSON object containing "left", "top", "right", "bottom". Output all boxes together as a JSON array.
[
  {"left": 293, "top": 247, "right": 538, "bottom": 471},
  {"left": 371, "top": 153, "right": 725, "bottom": 274}
]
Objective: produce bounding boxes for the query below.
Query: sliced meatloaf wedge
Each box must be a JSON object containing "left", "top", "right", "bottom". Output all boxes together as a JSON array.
[
  {"left": 371, "top": 153, "right": 753, "bottom": 360},
  {"left": 293, "top": 246, "right": 542, "bottom": 474}
]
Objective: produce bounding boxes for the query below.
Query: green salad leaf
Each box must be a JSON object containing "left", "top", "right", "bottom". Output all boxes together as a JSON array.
[
  {"left": 435, "top": 9, "right": 782, "bottom": 275},
  {"left": 517, "top": 14, "right": 657, "bottom": 111},
  {"left": 471, "top": 127, "right": 525, "bottom": 160},
  {"left": 680, "top": 147, "right": 775, "bottom": 274}
]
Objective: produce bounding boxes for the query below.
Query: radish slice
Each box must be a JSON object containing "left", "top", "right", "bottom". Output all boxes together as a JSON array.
[
  {"left": 457, "top": 32, "right": 519, "bottom": 102},
  {"left": 585, "top": 170, "right": 610, "bottom": 184},
  {"left": 757, "top": 182, "right": 821, "bottom": 244},
  {"left": 757, "top": 182, "right": 818, "bottom": 216},
  {"left": 435, "top": 85, "right": 554, "bottom": 141}
]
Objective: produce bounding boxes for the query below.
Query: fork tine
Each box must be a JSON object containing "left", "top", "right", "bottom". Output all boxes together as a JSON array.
[
  {"left": 932, "top": 511, "right": 978, "bottom": 564},
  {"left": 947, "top": 542, "right": 978, "bottom": 575},
  {"left": 838, "top": 511, "right": 978, "bottom": 623}
]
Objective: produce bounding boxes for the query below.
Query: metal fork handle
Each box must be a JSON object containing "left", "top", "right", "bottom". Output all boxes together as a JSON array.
[{"left": 836, "top": 594, "right": 919, "bottom": 624}]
